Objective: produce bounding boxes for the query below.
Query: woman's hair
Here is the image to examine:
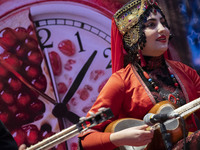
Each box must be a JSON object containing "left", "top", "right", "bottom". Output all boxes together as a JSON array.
[{"left": 123, "top": 4, "right": 170, "bottom": 66}]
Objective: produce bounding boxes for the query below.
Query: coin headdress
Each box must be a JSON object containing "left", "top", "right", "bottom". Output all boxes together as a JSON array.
[{"left": 111, "top": 0, "right": 168, "bottom": 73}]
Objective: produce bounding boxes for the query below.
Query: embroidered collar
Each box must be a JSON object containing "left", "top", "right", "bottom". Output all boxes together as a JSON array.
[{"left": 143, "top": 55, "right": 165, "bottom": 70}]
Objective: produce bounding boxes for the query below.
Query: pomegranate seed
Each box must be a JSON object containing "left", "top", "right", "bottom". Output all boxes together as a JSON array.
[
  {"left": 15, "top": 112, "right": 30, "bottom": 123},
  {"left": 27, "top": 25, "right": 37, "bottom": 39},
  {"left": 27, "top": 51, "right": 42, "bottom": 65},
  {"left": 70, "top": 97, "right": 77, "bottom": 106},
  {"left": 25, "top": 37, "right": 38, "bottom": 49},
  {"left": 15, "top": 45, "right": 26, "bottom": 57},
  {"left": 78, "top": 88, "right": 89, "bottom": 101},
  {"left": 8, "top": 105, "right": 18, "bottom": 114},
  {"left": 31, "top": 75, "right": 47, "bottom": 92},
  {"left": 0, "top": 44, "right": 6, "bottom": 54},
  {"left": 57, "top": 82, "right": 68, "bottom": 94},
  {"left": 25, "top": 65, "right": 40, "bottom": 78},
  {"left": 1, "top": 91, "right": 14, "bottom": 105},
  {"left": 0, "top": 111, "right": 10, "bottom": 124},
  {"left": 0, "top": 81, "right": 4, "bottom": 91},
  {"left": 0, "top": 28, "right": 17, "bottom": 48},
  {"left": 58, "top": 39, "right": 76, "bottom": 56},
  {"left": 82, "top": 106, "right": 91, "bottom": 113},
  {"left": 8, "top": 77, "right": 22, "bottom": 91},
  {"left": 29, "top": 100, "right": 45, "bottom": 114},
  {"left": 22, "top": 124, "right": 39, "bottom": 145},
  {"left": 49, "top": 51, "right": 62, "bottom": 76},
  {"left": 68, "top": 59, "right": 76, "bottom": 64},
  {"left": 0, "top": 65, "right": 8, "bottom": 77},
  {"left": 2, "top": 52, "right": 22, "bottom": 69},
  {"left": 11, "top": 128, "right": 26, "bottom": 147},
  {"left": 64, "top": 63, "right": 72, "bottom": 71},
  {"left": 84, "top": 85, "right": 93, "bottom": 91},
  {"left": 17, "top": 93, "right": 31, "bottom": 107},
  {"left": 90, "top": 70, "right": 105, "bottom": 81},
  {"left": 14, "top": 27, "right": 27, "bottom": 42}
]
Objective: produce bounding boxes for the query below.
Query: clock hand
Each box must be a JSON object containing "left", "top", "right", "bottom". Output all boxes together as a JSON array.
[
  {"left": 62, "top": 50, "right": 97, "bottom": 104},
  {"left": 0, "top": 57, "right": 57, "bottom": 105},
  {"left": 52, "top": 50, "right": 97, "bottom": 123},
  {"left": 52, "top": 103, "right": 80, "bottom": 124}
]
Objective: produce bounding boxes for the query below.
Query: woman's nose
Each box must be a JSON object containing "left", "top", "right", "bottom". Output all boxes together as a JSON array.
[
  {"left": 158, "top": 22, "right": 169, "bottom": 35},
  {"left": 158, "top": 23, "right": 165, "bottom": 31}
]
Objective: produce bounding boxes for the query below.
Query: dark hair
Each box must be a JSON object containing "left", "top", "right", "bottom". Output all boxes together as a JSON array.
[{"left": 123, "top": 4, "right": 170, "bottom": 67}]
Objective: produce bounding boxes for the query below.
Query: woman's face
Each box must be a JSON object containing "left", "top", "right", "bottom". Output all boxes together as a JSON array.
[{"left": 141, "top": 12, "right": 170, "bottom": 57}]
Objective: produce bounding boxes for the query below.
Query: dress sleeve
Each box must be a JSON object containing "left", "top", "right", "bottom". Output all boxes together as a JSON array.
[
  {"left": 79, "top": 72, "right": 125, "bottom": 150},
  {"left": 185, "top": 65, "right": 200, "bottom": 126},
  {"left": 188, "top": 68, "right": 200, "bottom": 97},
  {"left": 177, "top": 61, "right": 200, "bottom": 97},
  {"left": 175, "top": 61, "right": 200, "bottom": 128}
]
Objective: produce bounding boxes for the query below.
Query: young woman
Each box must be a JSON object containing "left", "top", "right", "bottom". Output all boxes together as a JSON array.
[{"left": 79, "top": 0, "right": 200, "bottom": 150}]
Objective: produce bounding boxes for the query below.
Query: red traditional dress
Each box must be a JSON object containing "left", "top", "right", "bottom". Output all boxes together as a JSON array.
[{"left": 79, "top": 58, "right": 200, "bottom": 150}]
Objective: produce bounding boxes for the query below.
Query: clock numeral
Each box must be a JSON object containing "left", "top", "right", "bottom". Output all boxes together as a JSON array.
[
  {"left": 37, "top": 28, "right": 53, "bottom": 50},
  {"left": 106, "top": 60, "right": 112, "bottom": 69},
  {"left": 75, "top": 32, "right": 85, "bottom": 52},
  {"left": 103, "top": 47, "right": 112, "bottom": 69}
]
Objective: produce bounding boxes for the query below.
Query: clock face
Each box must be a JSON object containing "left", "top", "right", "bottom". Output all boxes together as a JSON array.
[
  {"left": 30, "top": 1, "right": 112, "bottom": 113},
  {"left": 0, "top": 0, "right": 113, "bottom": 149},
  {"left": 30, "top": 1, "right": 112, "bottom": 149}
]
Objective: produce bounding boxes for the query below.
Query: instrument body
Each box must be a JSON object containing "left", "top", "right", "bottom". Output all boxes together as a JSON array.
[
  {"left": 105, "top": 118, "right": 147, "bottom": 150},
  {"left": 105, "top": 100, "right": 190, "bottom": 150}
]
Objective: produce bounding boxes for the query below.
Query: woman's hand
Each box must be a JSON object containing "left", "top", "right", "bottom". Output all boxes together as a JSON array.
[
  {"left": 110, "top": 125, "right": 154, "bottom": 147},
  {"left": 18, "top": 144, "right": 26, "bottom": 150}
]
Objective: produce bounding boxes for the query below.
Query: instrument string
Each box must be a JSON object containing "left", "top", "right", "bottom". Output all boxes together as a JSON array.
[{"left": 174, "top": 98, "right": 200, "bottom": 117}]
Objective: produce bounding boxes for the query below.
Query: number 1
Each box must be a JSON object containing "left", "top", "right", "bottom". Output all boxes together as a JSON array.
[{"left": 75, "top": 32, "right": 85, "bottom": 52}]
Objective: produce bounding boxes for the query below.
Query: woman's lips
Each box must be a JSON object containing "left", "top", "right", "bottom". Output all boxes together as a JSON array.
[{"left": 156, "top": 35, "right": 167, "bottom": 43}]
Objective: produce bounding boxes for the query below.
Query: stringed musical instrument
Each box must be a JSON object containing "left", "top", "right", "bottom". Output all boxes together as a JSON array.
[
  {"left": 26, "top": 108, "right": 113, "bottom": 150},
  {"left": 105, "top": 97, "right": 200, "bottom": 150}
]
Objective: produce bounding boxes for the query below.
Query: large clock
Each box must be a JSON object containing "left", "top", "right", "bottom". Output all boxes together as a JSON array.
[
  {"left": 29, "top": 1, "right": 112, "bottom": 148},
  {"left": 0, "top": 0, "right": 120, "bottom": 149}
]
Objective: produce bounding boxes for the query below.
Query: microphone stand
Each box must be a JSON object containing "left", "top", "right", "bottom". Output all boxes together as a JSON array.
[{"left": 159, "top": 122, "right": 173, "bottom": 150}]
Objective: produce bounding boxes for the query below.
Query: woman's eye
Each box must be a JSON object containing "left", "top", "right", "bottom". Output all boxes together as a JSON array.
[{"left": 146, "top": 22, "right": 156, "bottom": 28}]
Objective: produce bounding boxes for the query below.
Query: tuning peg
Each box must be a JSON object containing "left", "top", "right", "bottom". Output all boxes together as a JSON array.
[
  {"left": 88, "top": 111, "right": 95, "bottom": 116},
  {"left": 79, "top": 117, "right": 86, "bottom": 121},
  {"left": 98, "top": 107, "right": 106, "bottom": 112}
]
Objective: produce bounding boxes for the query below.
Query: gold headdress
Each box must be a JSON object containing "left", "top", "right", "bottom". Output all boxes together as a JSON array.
[
  {"left": 111, "top": 0, "right": 164, "bottom": 73},
  {"left": 113, "top": 0, "right": 157, "bottom": 47}
]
